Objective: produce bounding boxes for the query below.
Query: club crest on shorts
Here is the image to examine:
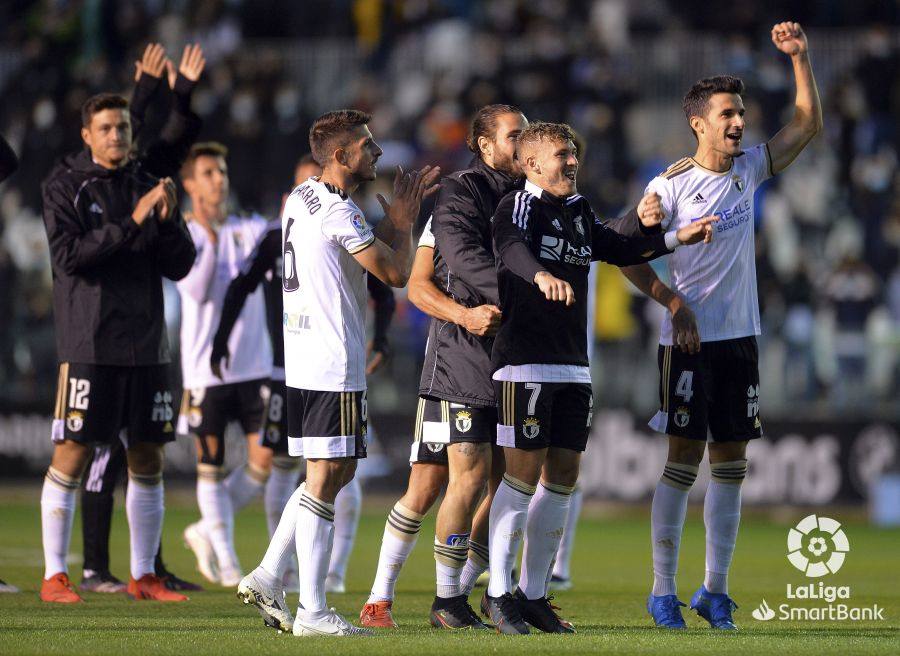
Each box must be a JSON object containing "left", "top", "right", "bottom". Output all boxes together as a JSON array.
[
  {"left": 455, "top": 410, "right": 472, "bottom": 433},
  {"left": 66, "top": 411, "right": 84, "bottom": 432},
  {"left": 732, "top": 174, "right": 745, "bottom": 192},
  {"left": 523, "top": 416, "right": 540, "bottom": 439},
  {"left": 266, "top": 425, "right": 280, "bottom": 442},
  {"left": 674, "top": 405, "right": 691, "bottom": 428},
  {"left": 426, "top": 442, "right": 445, "bottom": 453}
]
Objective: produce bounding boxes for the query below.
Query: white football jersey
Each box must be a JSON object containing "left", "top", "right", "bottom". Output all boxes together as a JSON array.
[
  {"left": 177, "top": 214, "right": 272, "bottom": 388},
  {"left": 282, "top": 178, "right": 375, "bottom": 392},
  {"left": 646, "top": 144, "right": 772, "bottom": 344}
]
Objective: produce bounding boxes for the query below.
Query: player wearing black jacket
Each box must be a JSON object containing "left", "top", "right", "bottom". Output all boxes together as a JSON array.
[
  {"left": 482, "top": 122, "right": 716, "bottom": 634},
  {"left": 39, "top": 87, "right": 198, "bottom": 604},
  {"left": 75, "top": 44, "right": 206, "bottom": 595}
]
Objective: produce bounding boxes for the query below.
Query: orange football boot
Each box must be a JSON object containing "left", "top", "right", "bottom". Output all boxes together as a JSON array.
[
  {"left": 40, "top": 573, "right": 83, "bottom": 603},
  {"left": 359, "top": 600, "right": 398, "bottom": 628},
  {"left": 127, "top": 574, "right": 189, "bottom": 601}
]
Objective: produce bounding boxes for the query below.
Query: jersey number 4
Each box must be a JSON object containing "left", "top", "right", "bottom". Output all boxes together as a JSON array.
[{"left": 282, "top": 217, "right": 300, "bottom": 292}]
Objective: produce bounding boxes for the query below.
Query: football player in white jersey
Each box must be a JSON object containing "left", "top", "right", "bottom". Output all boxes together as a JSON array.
[
  {"left": 175, "top": 142, "right": 274, "bottom": 587},
  {"left": 239, "top": 109, "right": 439, "bottom": 637},
  {"left": 628, "top": 22, "right": 822, "bottom": 630}
]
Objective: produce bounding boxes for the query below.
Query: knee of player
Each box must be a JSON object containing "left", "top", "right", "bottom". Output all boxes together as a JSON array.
[
  {"left": 666, "top": 434, "right": 706, "bottom": 467},
  {"left": 50, "top": 440, "right": 91, "bottom": 479},
  {"left": 126, "top": 443, "right": 164, "bottom": 476}
]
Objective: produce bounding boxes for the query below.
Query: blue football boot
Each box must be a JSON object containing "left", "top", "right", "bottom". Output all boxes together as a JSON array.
[
  {"left": 690, "top": 585, "right": 738, "bottom": 630},
  {"left": 647, "top": 594, "right": 687, "bottom": 628}
]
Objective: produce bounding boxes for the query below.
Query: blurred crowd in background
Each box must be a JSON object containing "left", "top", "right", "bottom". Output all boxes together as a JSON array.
[{"left": 0, "top": 0, "right": 898, "bottom": 418}]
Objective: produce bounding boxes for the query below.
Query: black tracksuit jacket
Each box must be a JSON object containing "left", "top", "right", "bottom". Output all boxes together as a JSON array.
[
  {"left": 42, "top": 149, "right": 196, "bottom": 366},
  {"left": 491, "top": 184, "right": 672, "bottom": 371},
  {"left": 420, "top": 158, "right": 655, "bottom": 406}
]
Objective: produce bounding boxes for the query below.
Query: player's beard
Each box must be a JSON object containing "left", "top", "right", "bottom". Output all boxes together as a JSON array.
[{"left": 492, "top": 149, "right": 518, "bottom": 176}]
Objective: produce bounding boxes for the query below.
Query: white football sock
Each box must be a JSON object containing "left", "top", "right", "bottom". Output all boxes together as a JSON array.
[
  {"left": 487, "top": 475, "right": 535, "bottom": 598},
  {"left": 197, "top": 464, "right": 240, "bottom": 572},
  {"left": 651, "top": 462, "right": 698, "bottom": 597},
  {"left": 434, "top": 535, "right": 467, "bottom": 598},
  {"left": 265, "top": 457, "right": 300, "bottom": 537},
  {"left": 459, "top": 539, "right": 489, "bottom": 596},
  {"left": 328, "top": 476, "right": 362, "bottom": 582},
  {"left": 519, "top": 481, "right": 573, "bottom": 599},
  {"left": 704, "top": 460, "right": 747, "bottom": 594},
  {"left": 260, "top": 482, "right": 305, "bottom": 580},
  {"left": 41, "top": 467, "right": 80, "bottom": 579},
  {"left": 126, "top": 471, "right": 164, "bottom": 579},
  {"left": 295, "top": 490, "right": 335, "bottom": 618},
  {"left": 367, "top": 501, "right": 423, "bottom": 603},
  {"left": 553, "top": 485, "right": 583, "bottom": 579},
  {"left": 225, "top": 462, "right": 268, "bottom": 513}
]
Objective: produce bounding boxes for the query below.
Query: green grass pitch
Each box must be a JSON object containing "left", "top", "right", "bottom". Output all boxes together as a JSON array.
[{"left": 0, "top": 486, "right": 897, "bottom": 655}]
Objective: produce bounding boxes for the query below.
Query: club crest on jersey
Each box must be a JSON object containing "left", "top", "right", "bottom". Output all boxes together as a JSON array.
[
  {"left": 552, "top": 218, "right": 563, "bottom": 231},
  {"left": 732, "top": 174, "right": 745, "bottom": 192},
  {"left": 574, "top": 215, "right": 585, "bottom": 237},
  {"left": 455, "top": 410, "right": 472, "bottom": 433},
  {"left": 674, "top": 405, "right": 691, "bottom": 428},
  {"left": 66, "top": 411, "right": 84, "bottom": 432},
  {"left": 523, "top": 416, "right": 540, "bottom": 439}
]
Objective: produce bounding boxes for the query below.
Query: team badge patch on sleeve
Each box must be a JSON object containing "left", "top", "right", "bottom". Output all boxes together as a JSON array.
[{"left": 351, "top": 213, "right": 372, "bottom": 239}]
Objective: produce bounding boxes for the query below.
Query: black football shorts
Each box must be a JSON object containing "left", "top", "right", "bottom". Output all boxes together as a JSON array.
[
  {"left": 286, "top": 387, "right": 367, "bottom": 459},
  {"left": 52, "top": 362, "right": 177, "bottom": 446},
  {"left": 177, "top": 378, "right": 266, "bottom": 438},
  {"left": 259, "top": 377, "right": 289, "bottom": 453},
  {"left": 495, "top": 380, "right": 593, "bottom": 451},
  {"left": 648, "top": 336, "right": 764, "bottom": 442}
]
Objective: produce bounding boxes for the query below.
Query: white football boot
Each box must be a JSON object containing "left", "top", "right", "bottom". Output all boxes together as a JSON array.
[
  {"left": 292, "top": 608, "right": 374, "bottom": 637},
  {"left": 237, "top": 568, "right": 294, "bottom": 633},
  {"left": 183, "top": 522, "right": 219, "bottom": 584}
]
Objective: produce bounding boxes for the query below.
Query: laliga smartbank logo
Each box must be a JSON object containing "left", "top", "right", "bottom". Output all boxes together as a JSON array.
[{"left": 751, "top": 514, "right": 884, "bottom": 622}]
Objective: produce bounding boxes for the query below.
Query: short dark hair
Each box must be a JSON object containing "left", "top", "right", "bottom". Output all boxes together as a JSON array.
[
  {"left": 309, "top": 109, "right": 371, "bottom": 166},
  {"left": 81, "top": 93, "right": 129, "bottom": 127},
  {"left": 180, "top": 141, "right": 228, "bottom": 180},
  {"left": 516, "top": 121, "right": 576, "bottom": 155},
  {"left": 682, "top": 75, "right": 745, "bottom": 138},
  {"left": 466, "top": 104, "right": 524, "bottom": 156}
]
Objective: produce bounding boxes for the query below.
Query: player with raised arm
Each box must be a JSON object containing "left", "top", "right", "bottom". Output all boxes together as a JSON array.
[
  {"left": 485, "top": 122, "right": 716, "bottom": 634},
  {"left": 639, "top": 22, "right": 822, "bottom": 631},
  {"left": 39, "top": 92, "right": 196, "bottom": 603},
  {"left": 237, "top": 109, "right": 439, "bottom": 637}
]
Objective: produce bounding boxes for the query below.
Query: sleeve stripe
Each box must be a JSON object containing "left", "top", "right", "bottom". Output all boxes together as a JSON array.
[
  {"left": 346, "top": 235, "right": 376, "bottom": 254},
  {"left": 764, "top": 142, "right": 775, "bottom": 178}
]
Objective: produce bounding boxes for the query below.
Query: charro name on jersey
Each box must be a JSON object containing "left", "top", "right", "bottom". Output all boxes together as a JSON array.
[{"left": 292, "top": 182, "right": 322, "bottom": 215}]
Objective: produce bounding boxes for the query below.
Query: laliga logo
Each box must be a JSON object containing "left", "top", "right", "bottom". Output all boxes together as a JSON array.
[{"left": 786, "top": 514, "right": 850, "bottom": 577}]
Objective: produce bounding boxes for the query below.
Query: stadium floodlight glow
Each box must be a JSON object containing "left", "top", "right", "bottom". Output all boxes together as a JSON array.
[{"left": 786, "top": 514, "right": 850, "bottom": 577}]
